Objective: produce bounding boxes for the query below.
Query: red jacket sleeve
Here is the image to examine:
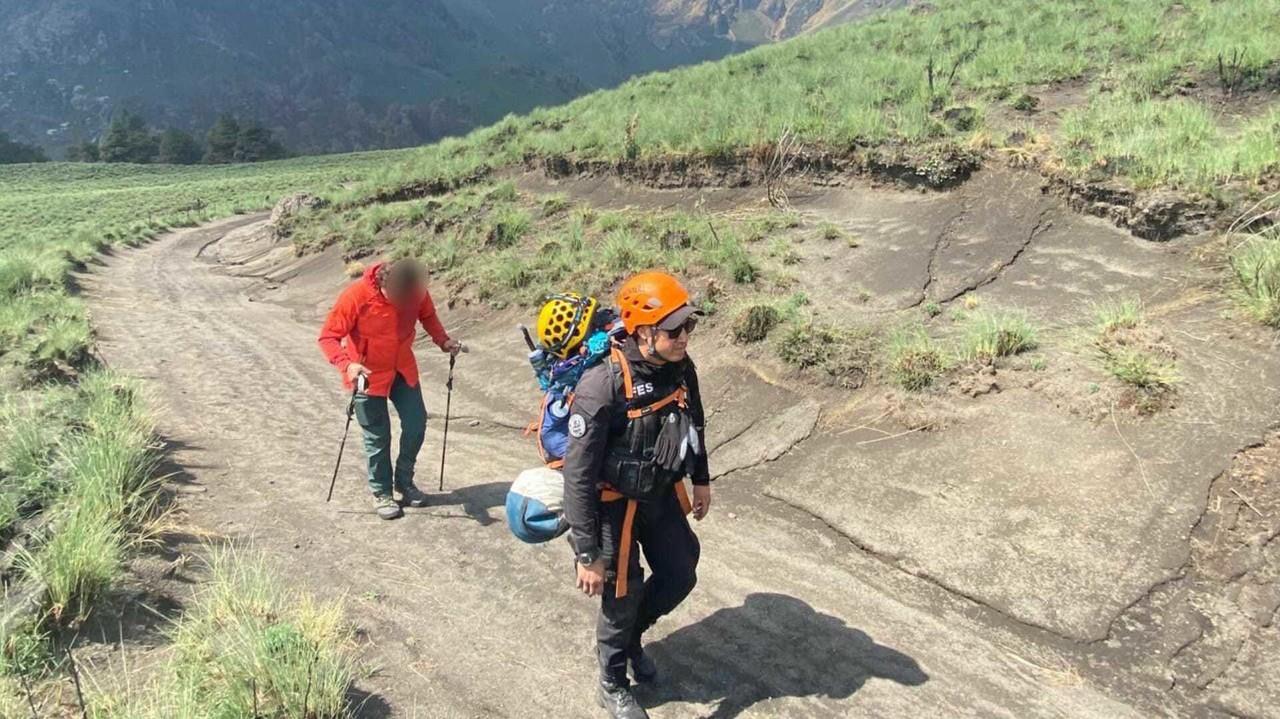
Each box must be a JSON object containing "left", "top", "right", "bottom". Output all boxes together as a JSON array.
[
  {"left": 418, "top": 290, "right": 450, "bottom": 349},
  {"left": 318, "top": 286, "right": 359, "bottom": 372}
]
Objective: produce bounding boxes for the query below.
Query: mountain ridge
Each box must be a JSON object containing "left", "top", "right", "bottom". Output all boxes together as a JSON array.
[{"left": 0, "top": 0, "right": 904, "bottom": 155}]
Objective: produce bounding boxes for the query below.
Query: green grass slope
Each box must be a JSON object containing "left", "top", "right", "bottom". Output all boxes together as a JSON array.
[
  {"left": 0, "top": 152, "right": 392, "bottom": 704},
  {"left": 343, "top": 0, "right": 1279, "bottom": 202}
]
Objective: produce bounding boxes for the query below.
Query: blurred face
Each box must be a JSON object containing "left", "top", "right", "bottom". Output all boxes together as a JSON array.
[
  {"left": 382, "top": 261, "right": 423, "bottom": 305},
  {"left": 639, "top": 317, "right": 696, "bottom": 363}
]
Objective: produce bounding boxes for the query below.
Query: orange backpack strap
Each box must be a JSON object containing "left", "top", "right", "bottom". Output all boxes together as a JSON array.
[
  {"left": 612, "top": 345, "right": 688, "bottom": 419},
  {"left": 533, "top": 394, "right": 551, "bottom": 462},
  {"left": 627, "top": 387, "right": 685, "bottom": 420},
  {"left": 611, "top": 346, "right": 635, "bottom": 400},
  {"left": 674, "top": 481, "right": 693, "bottom": 516},
  {"left": 614, "top": 498, "right": 638, "bottom": 599}
]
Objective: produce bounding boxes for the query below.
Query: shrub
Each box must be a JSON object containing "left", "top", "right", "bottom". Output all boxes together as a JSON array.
[
  {"left": 1011, "top": 93, "right": 1040, "bottom": 112},
  {"left": 486, "top": 206, "right": 531, "bottom": 248},
  {"left": 887, "top": 327, "right": 948, "bottom": 391},
  {"left": 0, "top": 619, "right": 51, "bottom": 678},
  {"left": 34, "top": 315, "right": 92, "bottom": 365},
  {"left": 768, "top": 237, "right": 801, "bottom": 266},
  {"left": 961, "top": 310, "right": 1039, "bottom": 361},
  {"left": 1099, "top": 345, "right": 1178, "bottom": 390},
  {"left": 1230, "top": 229, "right": 1280, "bottom": 327},
  {"left": 732, "top": 304, "right": 781, "bottom": 344},
  {"left": 1092, "top": 296, "right": 1144, "bottom": 334},
  {"left": 485, "top": 180, "right": 519, "bottom": 203},
  {"left": 542, "top": 194, "right": 570, "bottom": 216}
]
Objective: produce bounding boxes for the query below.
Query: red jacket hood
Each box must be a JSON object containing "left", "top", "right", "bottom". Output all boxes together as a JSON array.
[{"left": 363, "top": 261, "right": 385, "bottom": 290}]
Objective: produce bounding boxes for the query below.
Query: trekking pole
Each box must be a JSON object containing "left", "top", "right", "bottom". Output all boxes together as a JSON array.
[
  {"left": 438, "top": 352, "right": 457, "bottom": 492},
  {"left": 326, "top": 374, "right": 366, "bottom": 503}
]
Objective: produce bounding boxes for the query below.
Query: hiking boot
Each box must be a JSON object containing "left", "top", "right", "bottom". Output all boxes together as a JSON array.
[
  {"left": 396, "top": 483, "right": 430, "bottom": 508},
  {"left": 374, "top": 494, "right": 403, "bottom": 520},
  {"left": 629, "top": 648, "right": 658, "bottom": 684},
  {"left": 597, "top": 679, "right": 648, "bottom": 719}
]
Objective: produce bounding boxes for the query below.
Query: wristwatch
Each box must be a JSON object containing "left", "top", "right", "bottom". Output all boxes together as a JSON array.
[{"left": 577, "top": 548, "right": 600, "bottom": 566}]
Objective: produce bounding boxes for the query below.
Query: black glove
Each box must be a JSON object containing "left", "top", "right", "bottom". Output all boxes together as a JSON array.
[{"left": 652, "top": 411, "right": 691, "bottom": 473}]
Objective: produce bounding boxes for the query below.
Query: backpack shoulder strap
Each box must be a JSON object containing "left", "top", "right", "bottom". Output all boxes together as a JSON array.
[{"left": 609, "top": 345, "right": 634, "bottom": 400}]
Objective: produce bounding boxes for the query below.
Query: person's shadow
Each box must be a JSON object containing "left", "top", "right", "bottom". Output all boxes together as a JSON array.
[
  {"left": 642, "top": 593, "right": 928, "bottom": 718},
  {"left": 414, "top": 481, "right": 508, "bottom": 526}
]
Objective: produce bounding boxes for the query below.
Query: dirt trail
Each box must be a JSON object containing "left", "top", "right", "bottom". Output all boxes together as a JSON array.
[{"left": 80, "top": 214, "right": 1144, "bottom": 717}]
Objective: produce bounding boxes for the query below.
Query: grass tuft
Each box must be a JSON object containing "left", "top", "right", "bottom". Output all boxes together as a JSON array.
[
  {"left": 961, "top": 310, "right": 1039, "bottom": 362},
  {"left": 10, "top": 371, "right": 161, "bottom": 625},
  {"left": 0, "top": 250, "right": 64, "bottom": 299},
  {"left": 90, "top": 549, "right": 355, "bottom": 719},
  {"left": 18, "top": 504, "right": 124, "bottom": 624}
]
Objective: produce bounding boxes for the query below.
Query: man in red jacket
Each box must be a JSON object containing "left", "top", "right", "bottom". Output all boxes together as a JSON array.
[{"left": 318, "top": 259, "right": 464, "bottom": 519}]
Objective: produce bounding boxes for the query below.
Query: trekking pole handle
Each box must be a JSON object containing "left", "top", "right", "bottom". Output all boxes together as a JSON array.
[
  {"left": 519, "top": 324, "right": 536, "bottom": 351},
  {"left": 356, "top": 374, "right": 368, "bottom": 394}
]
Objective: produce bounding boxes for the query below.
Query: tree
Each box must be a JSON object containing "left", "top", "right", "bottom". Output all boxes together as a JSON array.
[
  {"left": 99, "top": 111, "right": 157, "bottom": 163},
  {"left": 0, "top": 132, "right": 49, "bottom": 164},
  {"left": 234, "top": 121, "right": 287, "bottom": 162},
  {"left": 157, "top": 129, "right": 203, "bottom": 164},
  {"left": 204, "top": 113, "right": 240, "bottom": 164},
  {"left": 65, "top": 141, "right": 101, "bottom": 162}
]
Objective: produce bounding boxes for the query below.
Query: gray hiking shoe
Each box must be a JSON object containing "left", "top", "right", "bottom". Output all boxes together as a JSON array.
[
  {"left": 397, "top": 483, "right": 430, "bottom": 508},
  {"left": 374, "top": 494, "right": 403, "bottom": 520},
  {"left": 598, "top": 679, "right": 648, "bottom": 719}
]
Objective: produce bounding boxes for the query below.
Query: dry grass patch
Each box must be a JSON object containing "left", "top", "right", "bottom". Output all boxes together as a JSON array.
[{"left": 777, "top": 322, "right": 877, "bottom": 389}]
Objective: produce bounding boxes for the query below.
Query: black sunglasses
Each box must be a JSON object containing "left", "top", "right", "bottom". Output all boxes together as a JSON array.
[{"left": 660, "top": 318, "right": 698, "bottom": 337}]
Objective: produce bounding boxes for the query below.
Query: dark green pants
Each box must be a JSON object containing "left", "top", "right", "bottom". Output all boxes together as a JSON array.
[{"left": 354, "top": 373, "right": 428, "bottom": 496}]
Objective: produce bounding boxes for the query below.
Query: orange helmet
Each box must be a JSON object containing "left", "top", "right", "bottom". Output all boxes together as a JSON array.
[{"left": 617, "top": 271, "right": 696, "bottom": 334}]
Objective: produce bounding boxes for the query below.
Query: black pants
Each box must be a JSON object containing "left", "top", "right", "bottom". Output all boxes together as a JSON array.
[{"left": 597, "top": 486, "right": 701, "bottom": 684}]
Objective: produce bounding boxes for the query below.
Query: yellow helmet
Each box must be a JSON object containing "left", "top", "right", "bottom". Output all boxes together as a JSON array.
[{"left": 537, "top": 293, "right": 598, "bottom": 358}]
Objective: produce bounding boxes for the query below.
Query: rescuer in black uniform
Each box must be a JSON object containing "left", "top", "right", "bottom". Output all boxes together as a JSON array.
[{"left": 562, "top": 271, "right": 712, "bottom": 719}]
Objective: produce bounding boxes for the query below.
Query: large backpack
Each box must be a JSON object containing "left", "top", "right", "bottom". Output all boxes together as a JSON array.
[
  {"left": 506, "top": 308, "right": 619, "bottom": 544},
  {"left": 505, "top": 467, "right": 567, "bottom": 544}
]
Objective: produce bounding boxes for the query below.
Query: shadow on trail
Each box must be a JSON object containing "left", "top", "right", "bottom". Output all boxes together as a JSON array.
[
  {"left": 409, "top": 481, "right": 508, "bottom": 526},
  {"left": 644, "top": 593, "right": 928, "bottom": 718},
  {"left": 347, "top": 684, "right": 394, "bottom": 719}
]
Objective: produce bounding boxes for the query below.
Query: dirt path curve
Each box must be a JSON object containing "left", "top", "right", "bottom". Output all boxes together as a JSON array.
[{"left": 82, "top": 215, "right": 1143, "bottom": 718}]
